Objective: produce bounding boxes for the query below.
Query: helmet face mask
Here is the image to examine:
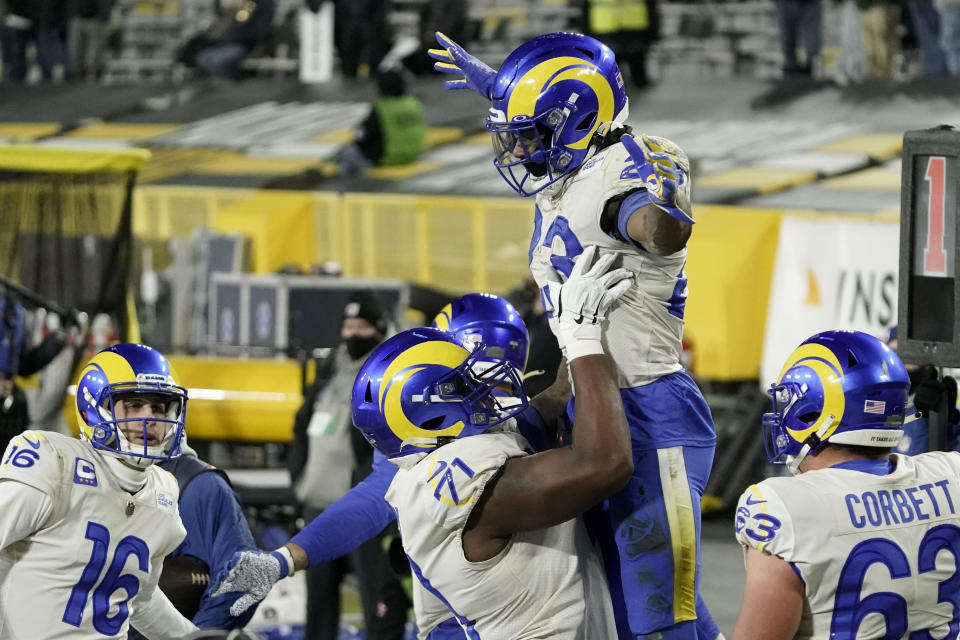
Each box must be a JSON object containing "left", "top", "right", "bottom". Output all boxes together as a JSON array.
[
  {"left": 76, "top": 345, "right": 187, "bottom": 468},
  {"left": 488, "top": 109, "right": 575, "bottom": 194},
  {"left": 762, "top": 330, "right": 909, "bottom": 474},
  {"left": 352, "top": 328, "right": 529, "bottom": 460},
  {"left": 762, "top": 380, "right": 824, "bottom": 467}
]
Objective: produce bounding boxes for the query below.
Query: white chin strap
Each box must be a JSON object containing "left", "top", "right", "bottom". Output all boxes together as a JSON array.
[{"left": 787, "top": 415, "right": 837, "bottom": 476}]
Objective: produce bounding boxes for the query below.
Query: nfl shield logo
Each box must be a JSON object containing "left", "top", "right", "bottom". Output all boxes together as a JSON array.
[{"left": 125, "top": 502, "right": 136, "bottom": 517}]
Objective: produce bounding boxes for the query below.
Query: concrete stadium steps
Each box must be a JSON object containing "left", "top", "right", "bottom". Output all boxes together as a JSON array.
[{"left": 4, "top": 77, "right": 960, "bottom": 215}]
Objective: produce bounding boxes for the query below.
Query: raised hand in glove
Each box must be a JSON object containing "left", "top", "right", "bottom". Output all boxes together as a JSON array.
[
  {"left": 621, "top": 133, "right": 694, "bottom": 225},
  {"left": 551, "top": 245, "right": 632, "bottom": 361},
  {"left": 427, "top": 32, "right": 497, "bottom": 100},
  {"left": 210, "top": 548, "right": 294, "bottom": 617}
]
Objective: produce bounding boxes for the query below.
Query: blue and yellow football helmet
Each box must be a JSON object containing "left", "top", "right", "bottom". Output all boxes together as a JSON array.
[
  {"left": 763, "top": 330, "right": 909, "bottom": 474},
  {"left": 75, "top": 343, "right": 187, "bottom": 467},
  {"left": 351, "top": 328, "right": 528, "bottom": 460},
  {"left": 432, "top": 293, "right": 529, "bottom": 373},
  {"left": 485, "top": 32, "right": 628, "bottom": 196}
]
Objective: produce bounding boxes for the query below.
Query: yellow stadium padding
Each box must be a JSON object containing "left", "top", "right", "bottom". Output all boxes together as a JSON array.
[
  {"left": 364, "top": 161, "right": 443, "bottom": 179},
  {"left": 134, "top": 0, "right": 179, "bottom": 14},
  {"left": 191, "top": 152, "right": 321, "bottom": 175},
  {"left": 815, "top": 133, "right": 903, "bottom": 161},
  {"left": 424, "top": 127, "right": 464, "bottom": 147},
  {"left": 462, "top": 132, "right": 492, "bottom": 145},
  {"left": 313, "top": 126, "right": 463, "bottom": 149},
  {"left": 0, "top": 122, "right": 61, "bottom": 141},
  {"left": 684, "top": 204, "right": 782, "bottom": 380},
  {"left": 822, "top": 166, "right": 901, "bottom": 191},
  {"left": 137, "top": 148, "right": 238, "bottom": 183},
  {"left": 62, "top": 356, "right": 303, "bottom": 442},
  {"left": 0, "top": 145, "right": 150, "bottom": 172},
  {"left": 312, "top": 128, "right": 354, "bottom": 144},
  {"left": 64, "top": 122, "right": 182, "bottom": 140},
  {"left": 697, "top": 167, "right": 818, "bottom": 194}
]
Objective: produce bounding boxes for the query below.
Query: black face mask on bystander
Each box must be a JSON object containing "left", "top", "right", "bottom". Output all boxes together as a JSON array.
[{"left": 345, "top": 335, "right": 381, "bottom": 361}]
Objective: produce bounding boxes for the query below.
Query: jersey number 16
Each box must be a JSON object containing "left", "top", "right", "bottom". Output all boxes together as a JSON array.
[{"left": 61, "top": 521, "right": 151, "bottom": 635}]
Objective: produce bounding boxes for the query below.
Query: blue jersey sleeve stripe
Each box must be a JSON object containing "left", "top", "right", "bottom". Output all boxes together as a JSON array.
[{"left": 617, "top": 190, "right": 653, "bottom": 251}]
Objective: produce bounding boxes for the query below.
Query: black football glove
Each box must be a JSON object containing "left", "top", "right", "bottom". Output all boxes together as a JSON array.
[
  {"left": 945, "top": 375, "right": 959, "bottom": 424},
  {"left": 913, "top": 365, "right": 944, "bottom": 418}
]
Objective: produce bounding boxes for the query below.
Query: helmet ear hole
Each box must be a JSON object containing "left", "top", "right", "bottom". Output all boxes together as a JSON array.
[
  {"left": 421, "top": 415, "right": 446, "bottom": 430},
  {"left": 797, "top": 412, "right": 819, "bottom": 426},
  {"left": 575, "top": 112, "right": 597, "bottom": 131}
]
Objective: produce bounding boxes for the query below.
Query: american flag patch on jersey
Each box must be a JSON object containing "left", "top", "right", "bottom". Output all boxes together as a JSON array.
[{"left": 864, "top": 399, "right": 887, "bottom": 414}]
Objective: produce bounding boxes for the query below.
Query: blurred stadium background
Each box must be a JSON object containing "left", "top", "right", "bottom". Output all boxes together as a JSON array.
[{"left": 2, "top": 0, "right": 958, "bottom": 636}]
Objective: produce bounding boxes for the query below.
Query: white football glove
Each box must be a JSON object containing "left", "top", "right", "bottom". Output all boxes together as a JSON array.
[
  {"left": 551, "top": 245, "right": 632, "bottom": 360},
  {"left": 210, "top": 548, "right": 294, "bottom": 617}
]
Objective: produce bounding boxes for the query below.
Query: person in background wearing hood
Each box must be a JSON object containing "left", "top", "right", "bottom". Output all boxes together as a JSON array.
[{"left": 286, "top": 290, "right": 409, "bottom": 640}]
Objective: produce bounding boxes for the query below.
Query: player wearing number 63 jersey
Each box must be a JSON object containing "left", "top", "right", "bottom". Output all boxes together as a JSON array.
[
  {"left": 733, "top": 329, "right": 960, "bottom": 639},
  {"left": 0, "top": 344, "right": 198, "bottom": 639}
]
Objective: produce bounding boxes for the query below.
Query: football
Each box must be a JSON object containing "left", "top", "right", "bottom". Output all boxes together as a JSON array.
[{"left": 158, "top": 554, "right": 210, "bottom": 620}]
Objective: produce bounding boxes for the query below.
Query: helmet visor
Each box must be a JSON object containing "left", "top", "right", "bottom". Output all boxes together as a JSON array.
[{"left": 487, "top": 116, "right": 562, "bottom": 196}]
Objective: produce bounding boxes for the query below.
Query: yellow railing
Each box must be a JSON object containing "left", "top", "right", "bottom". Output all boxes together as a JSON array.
[{"left": 134, "top": 186, "right": 534, "bottom": 296}]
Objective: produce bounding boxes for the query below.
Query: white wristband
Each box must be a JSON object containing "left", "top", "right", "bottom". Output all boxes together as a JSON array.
[
  {"left": 275, "top": 545, "right": 296, "bottom": 577},
  {"left": 564, "top": 338, "right": 605, "bottom": 361}
]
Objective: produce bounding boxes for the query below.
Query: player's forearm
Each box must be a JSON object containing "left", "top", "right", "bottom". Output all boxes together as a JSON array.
[
  {"left": 568, "top": 354, "right": 632, "bottom": 489},
  {"left": 529, "top": 357, "right": 570, "bottom": 427},
  {"left": 625, "top": 203, "right": 691, "bottom": 256},
  {"left": 289, "top": 467, "right": 396, "bottom": 567}
]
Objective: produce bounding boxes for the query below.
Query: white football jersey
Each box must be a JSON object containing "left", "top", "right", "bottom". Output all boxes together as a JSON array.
[
  {"left": 530, "top": 135, "right": 691, "bottom": 388},
  {"left": 0, "top": 431, "right": 186, "bottom": 640},
  {"left": 386, "top": 430, "right": 617, "bottom": 640},
  {"left": 736, "top": 452, "right": 960, "bottom": 638}
]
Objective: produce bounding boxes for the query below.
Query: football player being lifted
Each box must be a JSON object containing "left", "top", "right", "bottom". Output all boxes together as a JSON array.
[
  {"left": 0, "top": 343, "right": 199, "bottom": 639},
  {"left": 428, "top": 31, "right": 720, "bottom": 640}
]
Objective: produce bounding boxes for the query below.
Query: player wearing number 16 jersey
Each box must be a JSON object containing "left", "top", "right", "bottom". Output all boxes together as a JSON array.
[
  {"left": 0, "top": 343, "right": 198, "bottom": 639},
  {"left": 734, "top": 330, "right": 960, "bottom": 639}
]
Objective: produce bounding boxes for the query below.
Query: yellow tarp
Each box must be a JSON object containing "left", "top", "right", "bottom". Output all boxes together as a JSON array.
[{"left": 0, "top": 145, "right": 150, "bottom": 173}]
